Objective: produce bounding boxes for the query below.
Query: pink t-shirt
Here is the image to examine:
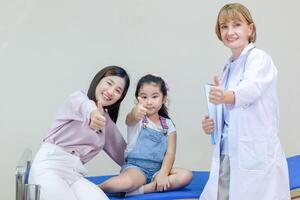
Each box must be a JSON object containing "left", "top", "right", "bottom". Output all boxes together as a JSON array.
[{"left": 43, "top": 91, "right": 126, "bottom": 165}]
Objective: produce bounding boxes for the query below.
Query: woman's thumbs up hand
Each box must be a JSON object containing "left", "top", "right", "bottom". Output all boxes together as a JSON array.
[{"left": 89, "top": 100, "right": 106, "bottom": 132}]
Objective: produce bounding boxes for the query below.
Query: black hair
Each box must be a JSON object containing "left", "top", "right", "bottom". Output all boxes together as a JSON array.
[
  {"left": 135, "top": 74, "right": 170, "bottom": 119},
  {"left": 87, "top": 66, "right": 130, "bottom": 122}
]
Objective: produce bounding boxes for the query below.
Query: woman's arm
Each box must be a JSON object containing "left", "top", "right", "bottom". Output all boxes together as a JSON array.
[
  {"left": 103, "top": 113, "right": 127, "bottom": 166},
  {"left": 210, "top": 52, "right": 276, "bottom": 109},
  {"left": 209, "top": 76, "right": 235, "bottom": 105},
  {"left": 230, "top": 52, "right": 276, "bottom": 109},
  {"left": 55, "top": 91, "right": 97, "bottom": 126}
]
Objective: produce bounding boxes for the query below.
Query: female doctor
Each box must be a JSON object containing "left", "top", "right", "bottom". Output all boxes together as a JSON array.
[{"left": 201, "top": 3, "right": 290, "bottom": 200}]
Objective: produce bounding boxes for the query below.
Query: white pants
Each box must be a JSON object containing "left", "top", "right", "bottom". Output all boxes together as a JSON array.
[{"left": 29, "top": 143, "right": 109, "bottom": 200}]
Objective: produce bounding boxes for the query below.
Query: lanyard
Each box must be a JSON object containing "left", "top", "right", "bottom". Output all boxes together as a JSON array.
[{"left": 223, "top": 47, "right": 255, "bottom": 89}]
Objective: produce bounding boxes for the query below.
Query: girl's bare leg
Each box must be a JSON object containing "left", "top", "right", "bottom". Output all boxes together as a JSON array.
[
  {"left": 143, "top": 168, "right": 192, "bottom": 193},
  {"left": 99, "top": 168, "right": 146, "bottom": 193}
]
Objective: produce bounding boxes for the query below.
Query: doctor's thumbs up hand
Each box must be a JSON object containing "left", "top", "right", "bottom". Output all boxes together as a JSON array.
[
  {"left": 209, "top": 75, "right": 225, "bottom": 105},
  {"left": 209, "top": 75, "right": 236, "bottom": 105},
  {"left": 202, "top": 115, "right": 214, "bottom": 134},
  {"left": 132, "top": 97, "right": 148, "bottom": 121},
  {"left": 89, "top": 100, "right": 106, "bottom": 132}
]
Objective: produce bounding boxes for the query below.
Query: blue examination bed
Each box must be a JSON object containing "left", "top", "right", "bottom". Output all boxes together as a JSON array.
[
  {"left": 86, "top": 155, "right": 300, "bottom": 200},
  {"left": 87, "top": 171, "right": 209, "bottom": 200},
  {"left": 288, "top": 155, "right": 300, "bottom": 191},
  {"left": 15, "top": 151, "right": 300, "bottom": 200}
]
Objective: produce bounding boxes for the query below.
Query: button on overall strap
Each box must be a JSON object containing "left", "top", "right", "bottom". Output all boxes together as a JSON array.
[{"left": 142, "top": 116, "right": 169, "bottom": 135}]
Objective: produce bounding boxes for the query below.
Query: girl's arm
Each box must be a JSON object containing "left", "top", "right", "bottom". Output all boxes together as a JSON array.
[
  {"left": 125, "top": 103, "right": 147, "bottom": 126},
  {"left": 125, "top": 110, "right": 139, "bottom": 126},
  {"left": 160, "top": 132, "right": 176, "bottom": 174},
  {"left": 154, "top": 132, "right": 176, "bottom": 191}
]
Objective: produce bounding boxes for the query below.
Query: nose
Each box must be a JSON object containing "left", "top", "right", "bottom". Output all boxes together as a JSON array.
[
  {"left": 146, "top": 98, "right": 152, "bottom": 105},
  {"left": 227, "top": 26, "right": 234, "bottom": 35},
  {"left": 107, "top": 87, "right": 114, "bottom": 96}
]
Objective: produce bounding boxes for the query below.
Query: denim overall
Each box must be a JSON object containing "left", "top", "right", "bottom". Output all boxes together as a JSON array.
[{"left": 122, "top": 116, "right": 169, "bottom": 183}]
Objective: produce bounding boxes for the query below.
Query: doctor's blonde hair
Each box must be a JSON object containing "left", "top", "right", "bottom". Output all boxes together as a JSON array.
[{"left": 215, "top": 3, "right": 257, "bottom": 43}]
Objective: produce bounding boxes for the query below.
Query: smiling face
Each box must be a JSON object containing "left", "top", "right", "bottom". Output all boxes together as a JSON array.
[
  {"left": 219, "top": 18, "right": 253, "bottom": 58},
  {"left": 138, "top": 83, "right": 165, "bottom": 117},
  {"left": 215, "top": 3, "right": 256, "bottom": 60},
  {"left": 95, "top": 75, "right": 125, "bottom": 107}
]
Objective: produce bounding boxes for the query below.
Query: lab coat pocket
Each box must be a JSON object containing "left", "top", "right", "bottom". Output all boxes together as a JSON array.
[{"left": 239, "top": 140, "right": 267, "bottom": 171}]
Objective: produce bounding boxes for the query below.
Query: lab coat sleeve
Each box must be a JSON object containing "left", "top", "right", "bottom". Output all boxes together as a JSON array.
[
  {"left": 55, "top": 91, "right": 97, "bottom": 126},
  {"left": 228, "top": 51, "right": 277, "bottom": 109}
]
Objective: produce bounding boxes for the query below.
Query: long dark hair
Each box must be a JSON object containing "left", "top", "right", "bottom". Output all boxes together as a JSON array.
[
  {"left": 135, "top": 74, "right": 170, "bottom": 119},
  {"left": 87, "top": 66, "right": 130, "bottom": 122}
]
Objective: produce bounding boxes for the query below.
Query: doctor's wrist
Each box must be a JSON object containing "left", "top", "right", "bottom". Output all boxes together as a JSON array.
[{"left": 223, "top": 90, "right": 235, "bottom": 104}]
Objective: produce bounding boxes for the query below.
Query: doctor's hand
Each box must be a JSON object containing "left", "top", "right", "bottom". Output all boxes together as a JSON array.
[
  {"left": 202, "top": 115, "right": 214, "bottom": 134},
  {"left": 209, "top": 76, "right": 225, "bottom": 105},
  {"left": 131, "top": 97, "right": 148, "bottom": 121},
  {"left": 89, "top": 100, "right": 106, "bottom": 132}
]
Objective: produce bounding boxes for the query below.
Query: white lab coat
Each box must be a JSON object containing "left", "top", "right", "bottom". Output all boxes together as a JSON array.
[{"left": 200, "top": 44, "right": 290, "bottom": 200}]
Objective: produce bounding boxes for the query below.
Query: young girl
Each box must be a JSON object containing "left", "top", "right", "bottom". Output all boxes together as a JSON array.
[
  {"left": 200, "top": 3, "right": 290, "bottom": 200},
  {"left": 29, "top": 66, "right": 130, "bottom": 200},
  {"left": 100, "top": 74, "right": 192, "bottom": 196}
]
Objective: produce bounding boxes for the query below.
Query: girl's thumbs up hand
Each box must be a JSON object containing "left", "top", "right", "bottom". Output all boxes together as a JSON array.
[
  {"left": 132, "top": 97, "right": 147, "bottom": 120},
  {"left": 209, "top": 75, "right": 224, "bottom": 105},
  {"left": 89, "top": 100, "right": 106, "bottom": 132}
]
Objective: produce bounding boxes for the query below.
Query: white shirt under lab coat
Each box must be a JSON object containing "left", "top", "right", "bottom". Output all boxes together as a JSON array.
[{"left": 200, "top": 43, "right": 290, "bottom": 200}]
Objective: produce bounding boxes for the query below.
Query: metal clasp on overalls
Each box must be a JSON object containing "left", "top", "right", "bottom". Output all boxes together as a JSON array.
[{"left": 142, "top": 116, "right": 169, "bottom": 135}]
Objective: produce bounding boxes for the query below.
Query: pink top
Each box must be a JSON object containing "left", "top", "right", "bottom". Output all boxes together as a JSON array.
[{"left": 43, "top": 91, "right": 126, "bottom": 165}]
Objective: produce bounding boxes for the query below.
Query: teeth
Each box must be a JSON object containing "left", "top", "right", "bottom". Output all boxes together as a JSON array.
[
  {"left": 103, "top": 94, "right": 110, "bottom": 101},
  {"left": 227, "top": 37, "right": 237, "bottom": 41}
]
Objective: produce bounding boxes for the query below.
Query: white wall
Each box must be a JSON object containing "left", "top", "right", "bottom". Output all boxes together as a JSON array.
[{"left": 1, "top": 0, "right": 299, "bottom": 199}]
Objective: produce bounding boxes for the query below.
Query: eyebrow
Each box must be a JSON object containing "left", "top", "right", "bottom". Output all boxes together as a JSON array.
[
  {"left": 151, "top": 92, "right": 160, "bottom": 95},
  {"left": 139, "top": 92, "right": 160, "bottom": 96}
]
